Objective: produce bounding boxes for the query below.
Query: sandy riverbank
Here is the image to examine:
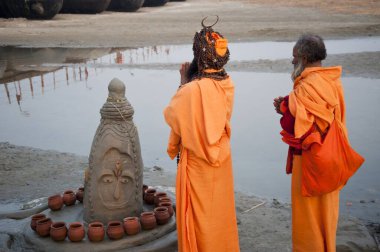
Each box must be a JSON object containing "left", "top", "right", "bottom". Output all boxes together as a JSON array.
[
  {"left": 2, "top": 0, "right": 379, "bottom": 79},
  {"left": 0, "top": 142, "right": 378, "bottom": 251},
  {"left": 0, "top": 0, "right": 380, "bottom": 48},
  {"left": 1, "top": 0, "right": 380, "bottom": 250}
]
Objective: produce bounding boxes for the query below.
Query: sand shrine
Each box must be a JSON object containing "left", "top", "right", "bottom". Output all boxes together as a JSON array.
[
  {"left": 84, "top": 78, "right": 144, "bottom": 224},
  {"left": 0, "top": 78, "right": 177, "bottom": 251}
]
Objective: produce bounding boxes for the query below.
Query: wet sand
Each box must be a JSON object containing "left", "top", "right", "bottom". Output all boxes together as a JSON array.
[{"left": 1, "top": 0, "right": 380, "bottom": 250}]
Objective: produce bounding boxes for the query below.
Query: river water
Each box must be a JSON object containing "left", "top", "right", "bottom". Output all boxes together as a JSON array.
[{"left": 0, "top": 38, "right": 379, "bottom": 222}]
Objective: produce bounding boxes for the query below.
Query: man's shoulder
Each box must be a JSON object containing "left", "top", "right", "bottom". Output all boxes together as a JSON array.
[
  {"left": 303, "top": 66, "right": 342, "bottom": 82},
  {"left": 176, "top": 80, "right": 200, "bottom": 96}
]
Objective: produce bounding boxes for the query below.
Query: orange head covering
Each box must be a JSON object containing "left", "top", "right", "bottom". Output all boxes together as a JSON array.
[{"left": 191, "top": 16, "right": 230, "bottom": 80}]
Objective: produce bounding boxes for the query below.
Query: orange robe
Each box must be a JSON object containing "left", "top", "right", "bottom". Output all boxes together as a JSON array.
[
  {"left": 288, "top": 66, "right": 345, "bottom": 252},
  {"left": 164, "top": 77, "right": 240, "bottom": 252}
]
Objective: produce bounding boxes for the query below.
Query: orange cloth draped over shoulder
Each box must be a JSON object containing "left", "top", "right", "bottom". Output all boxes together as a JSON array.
[
  {"left": 289, "top": 66, "right": 346, "bottom": 139},
  {"left": 287, "top": 66, "right": 345, "bottom": 251},
  {"left": 287, "top": 66, "right": 364, "bottom": 197},
  {"left": 164, "top": 77, "right": 240, "bottom": 252}
]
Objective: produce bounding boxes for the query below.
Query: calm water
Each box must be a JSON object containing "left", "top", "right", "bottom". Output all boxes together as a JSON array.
[
  {"left": 0, "top": 39, "right": 379, "bottom": 222},
  {"left": 99, "top": 36, "right": 380, "bottom": 64}
]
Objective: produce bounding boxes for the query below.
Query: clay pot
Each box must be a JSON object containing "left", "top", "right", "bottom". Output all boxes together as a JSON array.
[
  {"left": 68, "top": 222, "right": 85, "bottom": 242},
  {"left": 76, "top": 187, "right": 84, "bottom": 203},
  {"left": 140, "top": 211, "right": 156, "bottom": 230},
  {"left": 123, "top": 217, "right": 141, "bottom": 236},
  {"left": 87, "top": 222, "right": 105, "bottom": 242},
  {"left": 50, "top": 222, "right": 67, "bottom": 241},
  {"left": 106, "top": 221, "right": 124, "bottom": 240},
  {"left": 48, "top": 194, "right": 63, "bottom": 211},
  {"left": 159, "top": 202, "right": 174, "bottom": 217},
  {"left": 144, "top": 188, "right": 156, "bottom": 205},
  {"left": 154, "top": 207, "right": 170, "bottom": 225},
  {"left": 30, "top": 213, "right": 46, "bottom": 231},
  {"left": 142, "top": 184, "right": 148, "bottom": 199},
  {"left": 36, "top": 218, "right": 52, "bottom": 237},
  {"left": 154, "top": 192, "right": 167, "bottom": 206},
  {"left": 158, "top": 196, "right": 172, "bottom": 206},
  {"left": 63, "top": 190, "right": 76, "bottom": 206}
]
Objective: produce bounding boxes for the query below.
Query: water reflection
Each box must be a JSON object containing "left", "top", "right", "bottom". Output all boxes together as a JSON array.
[
  {"left": 2, "top": 36, "right": 380, "bottom": 86},
  {"left": 0, "top": 47, "right": 112, "bottom": 83},
  {"left": 0, "top": 41, "right": 379, "bottom": 223},
  {"left": 93, "top": 36, "right": 380, "bottom": 64}
]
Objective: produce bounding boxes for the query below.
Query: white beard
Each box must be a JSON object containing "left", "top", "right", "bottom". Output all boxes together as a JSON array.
[{"left": 291, "top": 60, "right": 304, "bottom": 82}]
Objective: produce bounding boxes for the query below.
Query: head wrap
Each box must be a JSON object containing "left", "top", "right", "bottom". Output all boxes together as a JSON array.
[{"left": 191, "top": 16, "right": 230, "bottom": 80}]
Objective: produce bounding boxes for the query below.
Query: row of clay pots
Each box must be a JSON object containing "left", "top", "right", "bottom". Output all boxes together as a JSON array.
[
  {"left": 30, "top": 214, "right": 84, "bottom": 241},
  {"left": 31, "top": 215, "right": 124, "bottom": 242},
  {"left": 30, "top": 207, "right": 172, "bottom": 242},
  {"left": 48, "top": 187, "right": 84, "bottom": 211},
  {"left": 143, "top": 187, "right": 173, "bottom": 208}
]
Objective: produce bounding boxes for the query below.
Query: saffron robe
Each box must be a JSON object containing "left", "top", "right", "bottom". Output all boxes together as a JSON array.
[
  {"left": 285, "top": 66, "right": 346, "bottom": 251},
  {"left": 164, "top": 77, "right": 240, "bottom": 252}
]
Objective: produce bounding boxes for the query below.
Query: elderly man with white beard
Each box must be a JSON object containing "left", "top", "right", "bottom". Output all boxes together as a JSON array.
[{"left": 273, "top": 34, "right": 364, "bottom": 252}]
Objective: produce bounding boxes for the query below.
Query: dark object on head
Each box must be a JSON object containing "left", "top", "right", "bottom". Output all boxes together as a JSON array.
[
  {"left": 295, "top": 34, "right": 327, "bottom": 63},
  {"left": 191, "top": 16, "right": 230, "bottom": 80}
]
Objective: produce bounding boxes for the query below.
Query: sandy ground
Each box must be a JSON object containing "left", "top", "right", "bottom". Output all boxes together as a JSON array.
[
  {"left": 0, "top": 142, "right": 378, "bottom": 251},
  {"left": 0, "top": 0, "right": 380, "bottom": 48},
  {"left": 1, "top": 0, "right": 380, "bottom": 251}
]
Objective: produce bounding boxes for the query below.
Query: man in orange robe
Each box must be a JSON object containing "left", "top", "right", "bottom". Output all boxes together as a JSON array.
[
  {"left": 164, "top": 18, "right": 240, "bottom": 252},
  {"left": 274, "top": 34, "right": 361, "bottom": 251}
]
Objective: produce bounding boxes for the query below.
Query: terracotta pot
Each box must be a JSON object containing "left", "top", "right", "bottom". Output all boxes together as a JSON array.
[
  {"left": 50, "top": 222, "right": 67, "bottom": 241},
  {"left": 154, "top": 192, "right": 167, "bottom": 206},
  {"left": 140, "top": 211, "right": 156, "bottom": 230},
  {"left": 30, "top": 213, "right": 46, "bottom": 231},
  {"left": 158, "top": 196, "right": 172, "bottom": 206},
  {"left": 154, "top": 207, "right": 170, "bottom": 225},
  {"left": 144, "top": 188, "right": 156, "bottom": 205},
  {"left": 68, "top": 222, "right": 85, "bottom": 242},
  {"left": 48, "top": 194, "right": 63, "bottom": 211},
  {"left": 106, "top": 221, "right": 124, "bottom": 240},
  {"left": 63, "top": 190, "right": 76, "bottom": 206},
  {"left": 159, "top": 202, "right": 174, "bottom": 217},
  {"left": 36, "top": 218, "right": 52, "bottom": 237},
  {"left": 76, "top": 187, "right": 84, "bottom": 203},
  {"left": 87, "top": 222, "right": 105, "bottom": 242},
  {"left": 142, "top": 184, "right": 148, "bottom": 199},
  {"left": 123, "top": 217, "right": 141, "bottom": 236}
]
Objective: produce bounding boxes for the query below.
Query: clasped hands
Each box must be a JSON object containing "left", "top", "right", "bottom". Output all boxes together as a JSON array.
[
  {"left": 273, "top": 96, "right": 284, "bottom": 115},
  {"left": 179, "top": 62, "right": 191, "bottom": 88}
]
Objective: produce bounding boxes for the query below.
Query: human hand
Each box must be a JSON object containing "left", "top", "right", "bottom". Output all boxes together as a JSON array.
[
  {"left": 179, "top": 62, "right": 191, "bottom": 86},
  {"left": 273, "top": 96, "right": 284, "bottom": 114}
]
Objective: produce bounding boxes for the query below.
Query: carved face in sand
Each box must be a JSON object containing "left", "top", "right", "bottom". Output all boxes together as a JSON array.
[{"left": 98, "top": 148, "right": 135, "bottom": 209}]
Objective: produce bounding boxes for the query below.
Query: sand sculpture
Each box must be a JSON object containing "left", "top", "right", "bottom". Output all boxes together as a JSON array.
[{"left": 84, "top": 78, "right": 144, "bottom": 224}]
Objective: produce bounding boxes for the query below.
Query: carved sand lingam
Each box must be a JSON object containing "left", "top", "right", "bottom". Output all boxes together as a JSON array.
[
  {"left": 83, "top": 78, "right": 144, "bottom": 224},
  {"left": 21, "top": 78, "right": 175, "bottom": 250}
]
